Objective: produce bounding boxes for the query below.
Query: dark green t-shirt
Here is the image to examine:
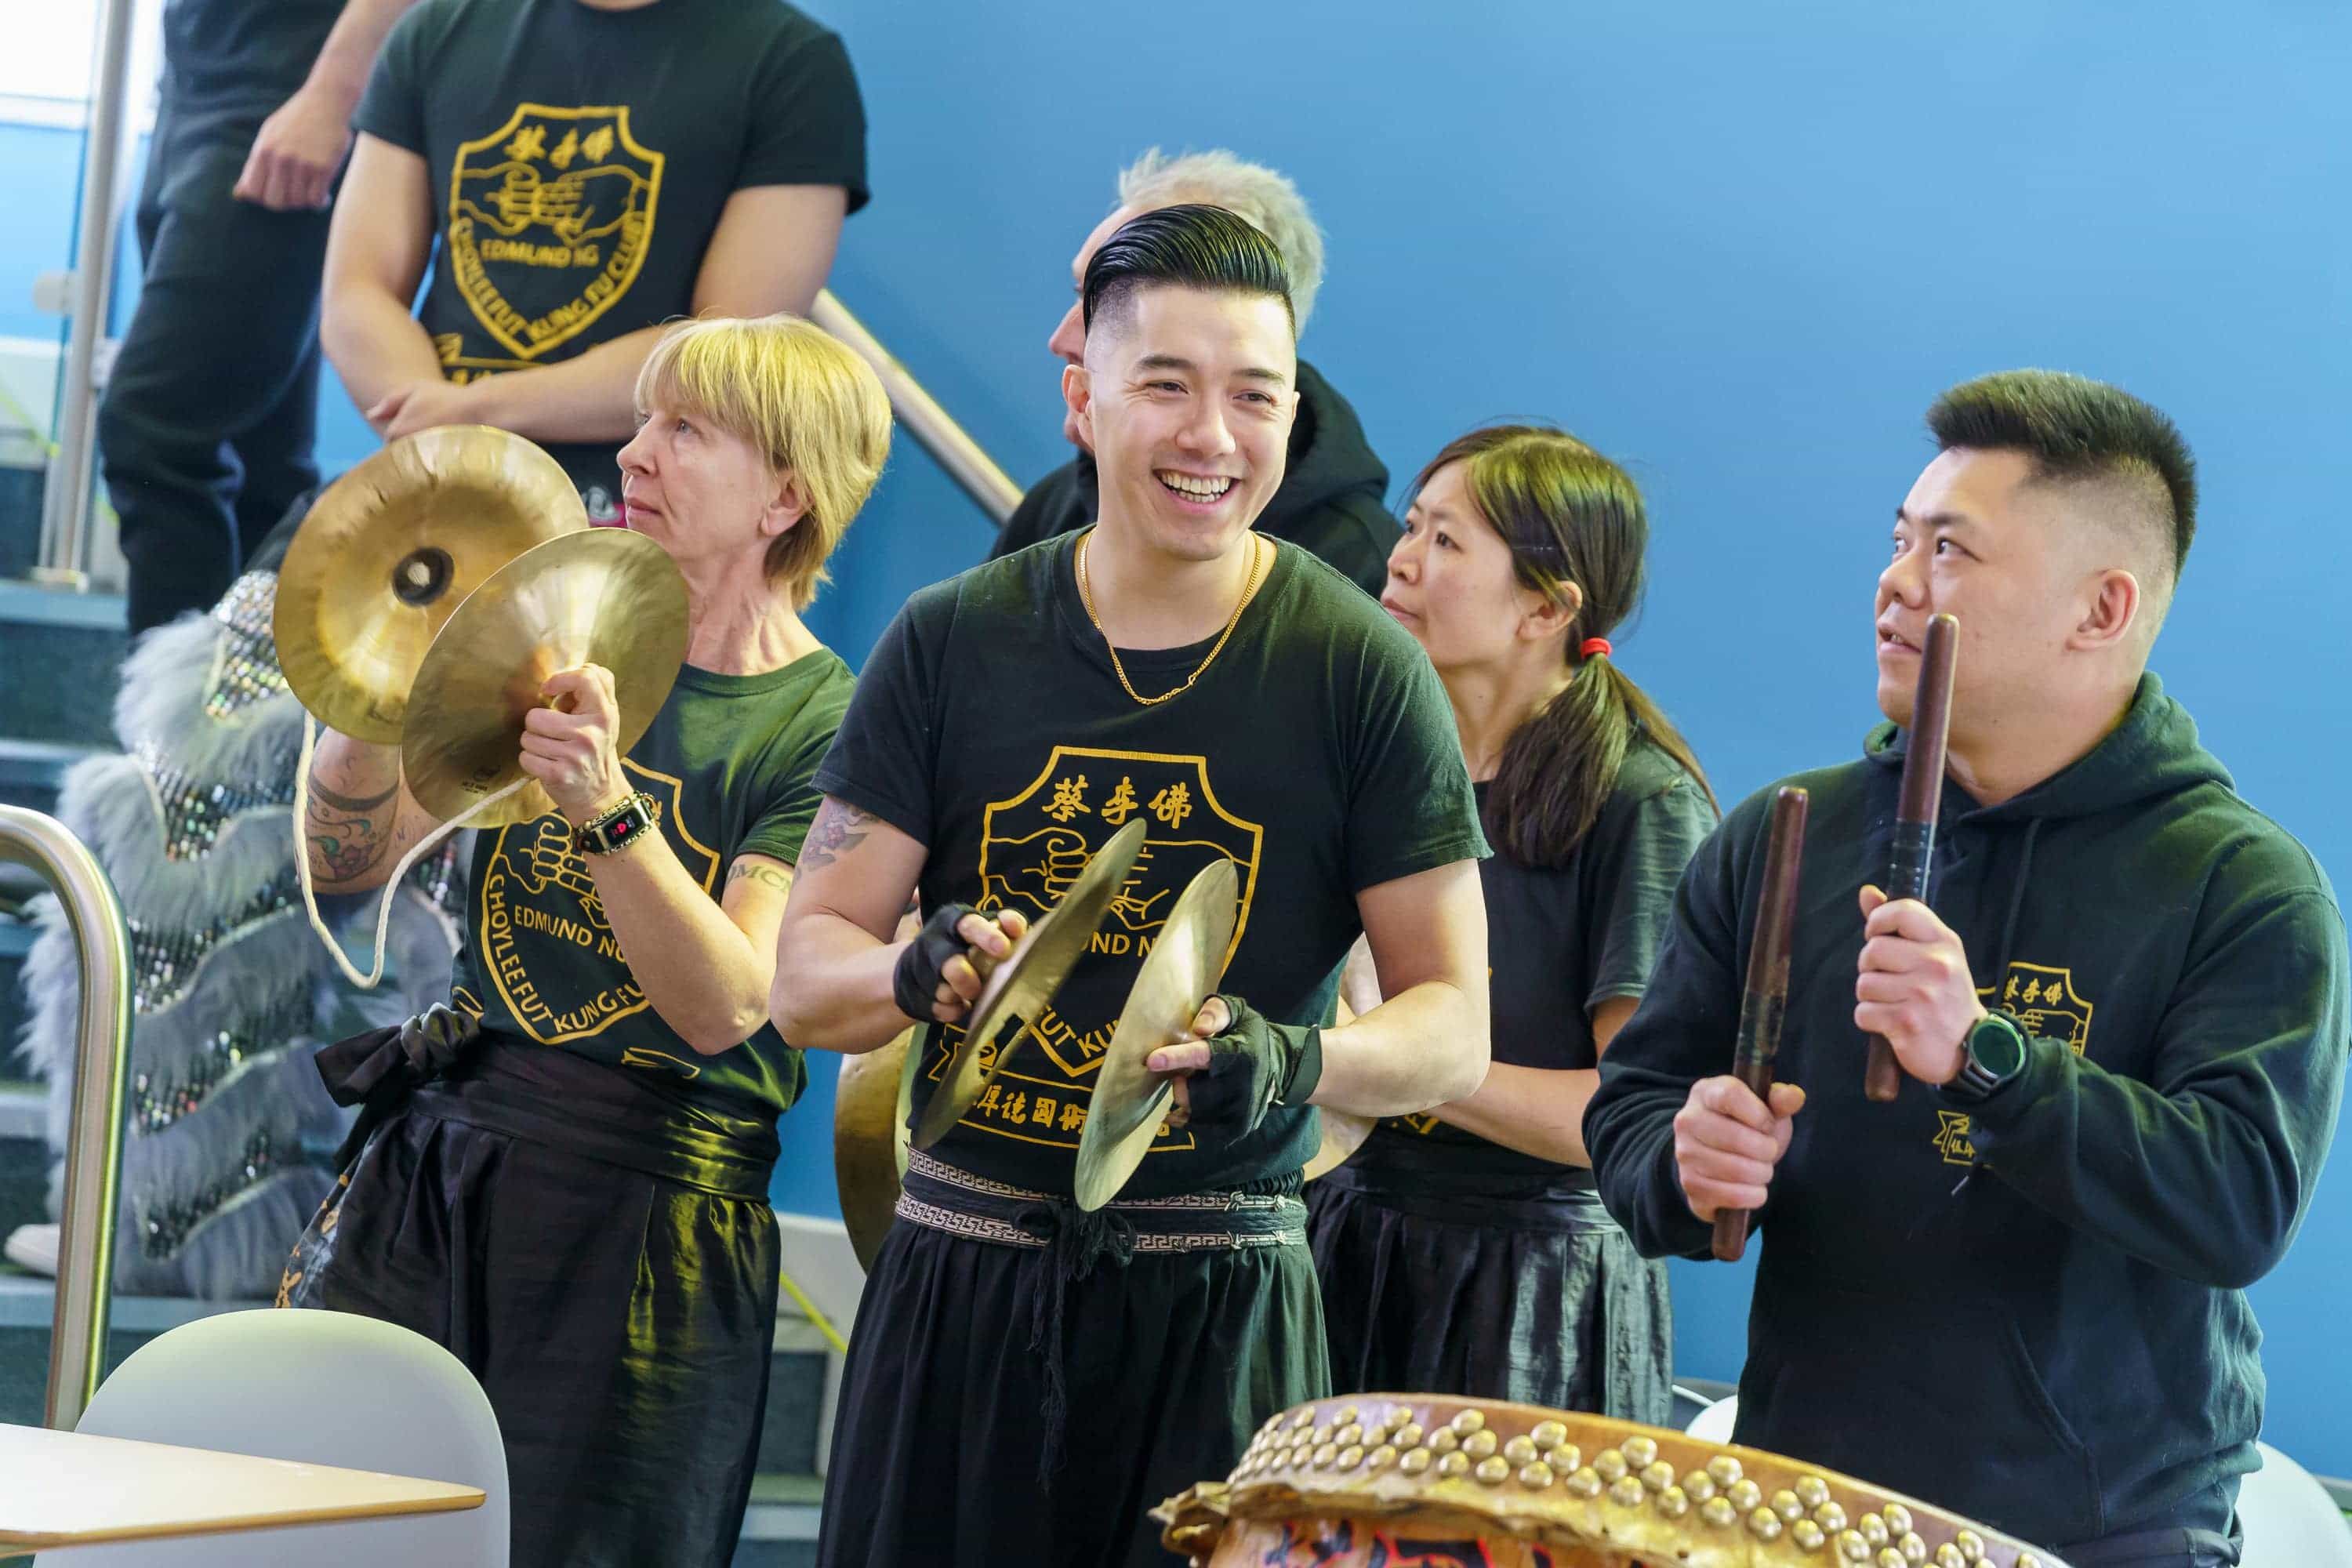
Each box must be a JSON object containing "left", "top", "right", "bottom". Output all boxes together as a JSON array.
[
  {"left": 354, "top": 0, "right": 869, "bottom": 513},
  {"left": 1340, "top": 739, "right": 1716, "bottom": 1199},
  {"left": 162, "top": 0, "right": 340, "bottom": 114},
  {"left": 814, "top": 533, "right": 1489, "bottom": 1199},
  {"left": 452, "top": 651, "right": 854, "bottom": 1116}
]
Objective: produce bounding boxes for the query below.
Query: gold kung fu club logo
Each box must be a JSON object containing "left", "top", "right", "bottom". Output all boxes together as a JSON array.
[
  {"left": 1933, "top": 961, "right": 2096, "bottom": 1166},
  {"left": 927, "top": 746, "right": 1264, "bottom": 1152},
  {"left": 474, "top": 760, "right": 715, "bottom": 1055},
  {"left": 446, "top": 103, "right": 665, "bottom": 364}
]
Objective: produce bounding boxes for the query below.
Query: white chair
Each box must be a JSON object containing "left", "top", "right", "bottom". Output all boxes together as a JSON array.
[
  {"left": 40, "top": 1307, "right": 508, "bottom": 1566},
  {"left": 2239, "top": 1440, "right": 2352, "bottom": 1568},
  {"left": 1684, "top": 1390, "right": 1739, "bottom": 1444}
]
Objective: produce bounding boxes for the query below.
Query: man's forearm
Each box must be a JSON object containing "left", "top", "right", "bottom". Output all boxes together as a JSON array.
[
  {"left": 583, "top": 836, "right": 769, "bottom": 1054},
  {"left": 469, "top": 325, "right": 666, "bottom": 445},
  {"left": 301, "top": 0, "right": 424, "bottom": 112},
  {"left": 771, "top": 910, "right": 920, "bottom": 1055},
  {"left": 1308, "top": 978, "right": 1489, "bottom": 1116},
  {"left": 324, "top": 287, "right": 444, "bottom": 416},
  {"left": 1436, "top": 1063, "right": 1600, "bottom": 1166}
]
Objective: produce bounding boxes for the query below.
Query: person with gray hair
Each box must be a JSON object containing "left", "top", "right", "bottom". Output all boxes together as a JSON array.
[{"left": 988, "top": 147, "right": 1396, "bottom": 594}]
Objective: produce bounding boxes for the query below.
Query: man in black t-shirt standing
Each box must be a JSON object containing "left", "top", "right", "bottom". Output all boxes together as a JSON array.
[
  {"left": 988, "top": 147, "right": 1399, "bottom": 597},
  {"left": 321, "top": 0, "right": 868, "bottom": 518},
  {"left": 774, "top": 206, "right": 1491, "bottom": 1568},
  {"left": 99, "top": 0, "right": 423, "bottom": 633}
]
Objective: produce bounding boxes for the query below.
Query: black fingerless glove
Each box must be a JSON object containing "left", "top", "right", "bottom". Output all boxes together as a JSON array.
[
  {"left": 893, "top": 903, "right": 980, "bottom": 1022},
  {"left": 1183, "top": 993, "right": 1324, "bottom": 1139},
  {"left": 397, "top": 1003, "right": 481, "bottom": 1081}
]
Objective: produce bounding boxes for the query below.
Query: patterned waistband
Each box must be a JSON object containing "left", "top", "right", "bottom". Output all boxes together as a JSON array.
[{"left": 895, "top": 1147, "right": 1307, "bottom": 1255}]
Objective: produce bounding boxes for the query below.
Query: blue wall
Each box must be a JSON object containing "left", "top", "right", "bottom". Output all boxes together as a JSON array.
[{"left": 9, "top": 0, "right": 2348, "bottom": 1472}]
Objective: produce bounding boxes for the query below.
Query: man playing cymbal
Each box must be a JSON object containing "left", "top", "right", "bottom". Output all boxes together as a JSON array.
[
  {"left": 1585, "top": 370, "right": 2347, "bottom": 1568},
  {"left": 773, "top": 205, "right": 1492, "bottom": 1568}
]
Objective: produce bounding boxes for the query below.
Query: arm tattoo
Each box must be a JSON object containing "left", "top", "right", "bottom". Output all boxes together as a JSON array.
[
  {"left": 798, "top": 800, "right": 878, "bottom": 873},
  {"left": 305, "top": 771, "right": 400, "bottom": 885},
  {"left": 308, "top": 779, "right": 399, "bottom": 814},
  {"left": 307, "top": 804, "right": 393, "bottom": 884},
  {"left": 728, "top": 859, "right": 796, "bottom": 894}
]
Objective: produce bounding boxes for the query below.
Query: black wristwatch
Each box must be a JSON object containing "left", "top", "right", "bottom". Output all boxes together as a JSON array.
[
  {"left": 1945, "top": 1009, "right": 2030, "bottom": 1102},
  {"left": 574, "top": 791, "right": 657, "bottom": 856}
]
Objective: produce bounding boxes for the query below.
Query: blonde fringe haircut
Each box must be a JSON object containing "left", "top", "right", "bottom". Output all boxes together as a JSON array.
[{"left": 633, "top": 314, "right": 893, "bottom": 612}]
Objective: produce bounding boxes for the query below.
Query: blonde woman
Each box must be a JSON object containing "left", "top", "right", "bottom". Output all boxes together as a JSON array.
[{"left": 281, "top": 314, "right": 889, "bottom": 1568}]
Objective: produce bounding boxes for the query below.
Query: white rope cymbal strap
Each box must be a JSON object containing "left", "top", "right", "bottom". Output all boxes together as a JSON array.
[{"left": 292, "top": 711, "right": 529, "bottom": 990}]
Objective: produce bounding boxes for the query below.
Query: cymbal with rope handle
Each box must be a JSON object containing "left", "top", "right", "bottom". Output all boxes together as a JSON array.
[
  {"left": 274, "top": 425, "right": 587, "bottom": 741},
  {"left": 400, "top": 528, "right": 688, "bottom": 828}
]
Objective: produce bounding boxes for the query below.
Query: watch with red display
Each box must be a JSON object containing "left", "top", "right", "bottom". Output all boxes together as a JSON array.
[{"left": 573, "top": 791, "right": 657, "bottom": 856}]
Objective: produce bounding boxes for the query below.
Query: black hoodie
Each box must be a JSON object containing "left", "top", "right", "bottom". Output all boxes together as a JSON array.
[
  {"left": 987, "top": 358, "right": 1397, "bottom": 596},
  {"left": 1585, "top": 674, "right": 2347, "bottom": 1553}
]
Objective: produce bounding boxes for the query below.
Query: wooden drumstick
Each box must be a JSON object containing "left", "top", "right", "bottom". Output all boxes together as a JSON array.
[
  {"left": 1864, "top": 612, "right": 1958, "bottom": 1102},
  {"left": 1711, "top": 786, "right": 1809, "bottom": 1263}
]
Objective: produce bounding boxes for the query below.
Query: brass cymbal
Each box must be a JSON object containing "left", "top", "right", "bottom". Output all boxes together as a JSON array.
[
  {"left": 909, "top": 818, "right": 1149, "bottom": 1150},
  {"left": 834, "top": 1028, "right": 919, "bottom": 1272},
  {"left": 1072, "top": 857, "right": 1240, "bottom": 1210},
  {"left": 274, "top": 426, "right": 587, "bottom": 742},
  {"left": 401, "top": 529, "right": 688, "bottom": 828}
]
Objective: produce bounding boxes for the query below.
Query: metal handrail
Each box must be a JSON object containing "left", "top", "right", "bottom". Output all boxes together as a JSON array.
[
  {"left": 34, "top": 0, "right": 140, "bottom": 589},
  {"left": 0, "top": 806, "right": 131, "bottom": 1429},
  {"left": 811, "top": 290, "right": 1024, "bottom": 528}
]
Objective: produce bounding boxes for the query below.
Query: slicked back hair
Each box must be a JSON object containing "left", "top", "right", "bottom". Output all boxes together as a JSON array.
[
  {"left": 1926, "top": 369, "right": 2197, "bottom": 586},
  {"left": 1080, "top": 203, "right": 1294, "bottom": 343}
]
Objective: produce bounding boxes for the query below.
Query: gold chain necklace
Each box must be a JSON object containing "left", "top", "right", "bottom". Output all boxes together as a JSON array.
[{"left": 1076, "top": 528, "right": 1269, "bottom": 707}]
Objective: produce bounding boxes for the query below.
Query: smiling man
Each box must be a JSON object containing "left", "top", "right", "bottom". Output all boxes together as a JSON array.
[
  {"left": 772, "top": 205, "right": 1490, "bottom": 1568},
  {"left": 1584, "top": 370, "right": 2347, "bottom": 1567},
  {"left": 988, "top": 148, "right": 1397, "bottom": 595}
]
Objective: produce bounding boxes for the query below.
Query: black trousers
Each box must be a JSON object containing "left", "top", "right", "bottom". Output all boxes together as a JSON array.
[
  {"left": 282, "top": 1040, "right": 783, "bottom": 1568},
  {"left": 818, "top": 1217, "right": 1327, "bottom": 1568},
  {"left": 99, "top": 89, "right": 332, "bottom": 633}
]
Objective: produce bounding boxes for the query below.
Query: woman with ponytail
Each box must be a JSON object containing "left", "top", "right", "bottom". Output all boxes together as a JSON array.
[{"left": 1307, "top": 424, "right": 1718, "bottom": 1418}]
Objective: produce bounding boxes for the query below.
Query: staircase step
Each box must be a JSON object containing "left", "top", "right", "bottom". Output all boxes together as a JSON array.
[
  {"left": 0, "top": 582, "right": 126, "bottom": 749},
  {"left": 0, "top": 738, "right": 97, "bottom": 818}
]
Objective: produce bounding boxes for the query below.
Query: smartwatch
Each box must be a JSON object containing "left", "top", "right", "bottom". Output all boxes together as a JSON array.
[
  {"left": 1945, "top": 1009, "right": 2030, "bottom": 1102},
  {"left": 574, "top": 792, "right": 657, "bottom": 856}
]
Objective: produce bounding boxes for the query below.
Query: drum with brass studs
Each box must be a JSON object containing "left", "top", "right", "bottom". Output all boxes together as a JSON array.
[{"left": 1155, "top": 1396, "right": 2069, "bottom": 1568}]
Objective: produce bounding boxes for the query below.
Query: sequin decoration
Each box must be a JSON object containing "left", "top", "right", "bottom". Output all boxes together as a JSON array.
[
  {"left": 136, "top": 741, "right": 300, "bottom": 862},
  {"left": 130, "top": 991, "right": 312, "bottom": 1134},
  {"left": 137, "top": 1128, "right": 303, "bottom": 1259},
  {"left": 201, "top": 572, "right": 292, "bottom": 721},
  {"left": 129, "top": 870, "right": 302, "bottom": 1014},
  {"left": 405, "top": 836, "right": 466, "bottom": 920}
]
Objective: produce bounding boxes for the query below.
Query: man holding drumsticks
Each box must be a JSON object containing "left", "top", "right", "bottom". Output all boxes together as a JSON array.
[{"left": 1586, "top": 370, "right": 2347, "bottom": 1568}]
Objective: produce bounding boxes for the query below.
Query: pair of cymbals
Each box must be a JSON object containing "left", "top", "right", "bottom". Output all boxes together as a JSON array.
[
  {"left": 862, "top": 822, "right": 1245, "bottom": 1231},
  {"left": 910, "top": 818, "right": 1152, "bottom": 1149},
  {"left": 274, "top": 426, "right": 688, "bottom": 827}
]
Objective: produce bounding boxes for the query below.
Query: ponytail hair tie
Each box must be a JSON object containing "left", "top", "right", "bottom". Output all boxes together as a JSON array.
[{"left": 1580, "top": 637, "right": 1612, "bottom": 659}]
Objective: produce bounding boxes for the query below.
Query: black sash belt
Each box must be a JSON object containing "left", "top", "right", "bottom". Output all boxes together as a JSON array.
[{"left": 316, "top": 1027, "right": 777, "bottom": 1201}]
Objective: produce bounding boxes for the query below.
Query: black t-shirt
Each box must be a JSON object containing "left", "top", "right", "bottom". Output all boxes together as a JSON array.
[
  {"left": 1339, "top": 739, "right": 1716, "bottom": 1200},
  {"left": 452, "top": 651, "right": 855, "bottom": 1116},
  {"left": 354, "top": 0, "right": 869, "bottom": 512},
  {"left": 815, "top": 533, "right": 1488, "bottom": 1198},
  {"left": 162, "top": 0, "right": 341, "bottom": 114}
]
